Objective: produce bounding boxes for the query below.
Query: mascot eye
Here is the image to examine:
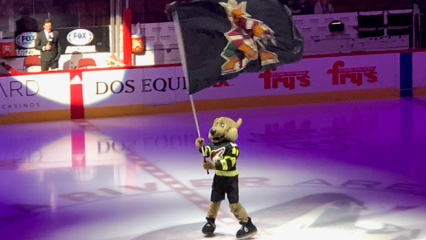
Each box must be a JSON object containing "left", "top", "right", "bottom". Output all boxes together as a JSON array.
[{"left": 221, "top": 124, "right": 224, "bottom": 128}]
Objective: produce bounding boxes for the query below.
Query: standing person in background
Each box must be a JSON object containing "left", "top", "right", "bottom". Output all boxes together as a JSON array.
[
  {"left": 0, "top": 0, "right": 15, "bottom": 38},
  {"left": 314, "top": 0, "right": 334, "bottom": 14},
  {"left": 277, "top": 0, "right": 298, "bottom": 15},
  {"left": 286, "top": 0, "right": 299, "bottom": 15},
  {"left": 35, "top": 19, "right": 61, "bottom": 71},
  {"left": 15, "top": 7, "right": 39, "bottom": 36},
  {"left": 293, "top": 0, "right": 314, "bottom": 15}
]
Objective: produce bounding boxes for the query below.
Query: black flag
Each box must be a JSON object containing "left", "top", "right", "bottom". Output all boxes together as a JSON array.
[{"left": 172, "top": 0, "right": 304, "bottom": 94}]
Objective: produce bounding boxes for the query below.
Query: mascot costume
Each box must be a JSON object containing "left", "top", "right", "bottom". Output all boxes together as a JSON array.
[{"left": 195, "top": 117, "right": 257, "bottom": 239}]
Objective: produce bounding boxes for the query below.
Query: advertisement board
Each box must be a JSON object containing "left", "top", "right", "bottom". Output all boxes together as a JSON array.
[
  {"left": 57, "top": 26, "right": 110, "bottom": 54},
  {"left": 185, "top": 53, "right": 400, "bottom": 101},
  {"left": 135, "top": 22, "right": 181, "bottom": 65},
  {"left": 0, "top": 77, "right": 9, "bottom": 115},
  {"left": 79, "top": 53, "right": 401, "bottom": 108},
  {"left": 12, "top": 26, "right": 109, "bottom": 57},
  {"left": 82, "top": 67, "right": 182, "bottom": 107},
  {"left": 412, "top": 52, "right": 426, "bottom": 89},
  {"left": 0, "top": 51, "right": 420, "bottom": 124},
  {"left": 5, "top": 73, "right": 70, "bottom": 113},
  {"left": 14, "top": 31, "right": 41, "bottom": 57}
]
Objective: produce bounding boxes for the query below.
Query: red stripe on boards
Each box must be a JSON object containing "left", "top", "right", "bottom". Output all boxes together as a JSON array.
[{"left": 70, "top": 71, "right": 85, "bottom": 119}]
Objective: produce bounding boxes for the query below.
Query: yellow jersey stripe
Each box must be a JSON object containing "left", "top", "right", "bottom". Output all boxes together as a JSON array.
[
  {"left": 215, "top": 170, "right": 239, "bottom": 177},
  {"left": 224, "top": 156, "right": 236, "bottom": 167},
  {"left": 220, "top": 159, "right": 228, "bottom": 170},
  {"left": 203, "top": 146, "right": 211, "bottom": 157}
]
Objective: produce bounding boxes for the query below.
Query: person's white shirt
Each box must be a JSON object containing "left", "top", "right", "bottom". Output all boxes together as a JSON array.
[
  {"left": 42, "top": 29, "right": 53, "bottom": 51},
  {"left": 314, "top": 1, "right": 334, "bottom": 14},
  {"left": 44, "top": 29, "right": 53, "bottom": 40}
]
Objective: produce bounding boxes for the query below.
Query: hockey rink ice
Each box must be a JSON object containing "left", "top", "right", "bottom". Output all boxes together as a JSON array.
[{"left": 1, "top": 97, "right": 426, "bottom": 240}]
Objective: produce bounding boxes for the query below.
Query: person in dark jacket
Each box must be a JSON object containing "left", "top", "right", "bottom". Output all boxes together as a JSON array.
[{"left": 35, "top": 19, "right": 61, "bottom": 71}]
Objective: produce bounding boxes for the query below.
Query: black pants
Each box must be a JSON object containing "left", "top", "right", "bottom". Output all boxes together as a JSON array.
[
  {"left": 211, "top": 175, "right": 239, "bottom": 204},
  {"left": 41, "top": 59, "right": 58, "bottom": 71}
]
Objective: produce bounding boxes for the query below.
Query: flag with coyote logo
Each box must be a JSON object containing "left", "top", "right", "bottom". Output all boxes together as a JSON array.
[{"left": 172, "top": 0, "right": 304, "bottom": 94}]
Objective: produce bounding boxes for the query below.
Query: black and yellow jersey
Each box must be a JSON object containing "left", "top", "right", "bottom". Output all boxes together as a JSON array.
[{"left": 200, "top": 141, "right": 239, "bottom": 177}]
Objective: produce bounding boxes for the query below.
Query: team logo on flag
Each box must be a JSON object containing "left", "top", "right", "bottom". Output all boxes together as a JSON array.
[
  {"left": 172, "top": 0, "right": 304, "bottom": 94},
  {"left": 219, "top": 0, "right": 279, "bottom": 75}
]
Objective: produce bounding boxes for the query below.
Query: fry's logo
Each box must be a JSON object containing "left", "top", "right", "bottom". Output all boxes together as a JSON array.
[
  {"left": 259, "top": 68, "right": 310, "bottom": 90},
  {"left": 327, "top": 60, "right": 378, "bottom": 86}
]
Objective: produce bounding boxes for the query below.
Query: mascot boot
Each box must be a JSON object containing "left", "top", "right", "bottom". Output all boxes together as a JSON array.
[
  {"left": 230, "top": 203, "right": 258, "bottom": 239},
  {"left": 236, "top": 217, "right": 257, "bottom": 239},
  {"left": 202, "top": 201, "right": 221, "bottom": 235}
]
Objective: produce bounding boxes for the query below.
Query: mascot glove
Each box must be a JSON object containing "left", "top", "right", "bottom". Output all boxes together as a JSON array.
[
  {"left": 195, "top": 138, "right": 204, "bottom": 148},
  {"left": 203, "top": 161, "right": 215, "bottom": 170}
]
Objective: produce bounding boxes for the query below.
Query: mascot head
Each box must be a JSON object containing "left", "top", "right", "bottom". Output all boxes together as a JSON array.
[{"left": 208, "top": 117, "right": 242, "bottom": 143}]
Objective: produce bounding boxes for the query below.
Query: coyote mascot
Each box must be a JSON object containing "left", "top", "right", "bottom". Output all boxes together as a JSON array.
[{"left": 195, "top": 117, "right": 257, "bottom": 239}]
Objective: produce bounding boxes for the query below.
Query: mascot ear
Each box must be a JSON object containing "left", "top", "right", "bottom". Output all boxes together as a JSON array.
[{"left": 236, "top": 118, "right": 242, "bottom": 128}]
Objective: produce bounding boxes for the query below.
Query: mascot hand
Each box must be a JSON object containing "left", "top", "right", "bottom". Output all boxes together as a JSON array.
[
  {"left": 203, "top": 161, "right": 215, "bottom": 170},
  {"left": 195, "top": 138, "right": 204, "bottom": 148}
]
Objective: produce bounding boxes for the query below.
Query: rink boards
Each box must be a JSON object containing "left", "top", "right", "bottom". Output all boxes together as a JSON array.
[{"left": 1, "top": 50, "right": 426, "bottom": 124}]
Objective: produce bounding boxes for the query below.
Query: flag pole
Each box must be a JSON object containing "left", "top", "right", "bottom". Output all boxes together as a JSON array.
[
  {"left": 173, "top": 3, "right": 209, "bottom": 174},
  {"left": 189, "top": 94, "right": 201, "bottom": 138},
  {"left": 189, "top": 94, "right": 209, "bottom": 175},
  {"left": 189, "top": 95, "right": 208, "bottom": 174}
]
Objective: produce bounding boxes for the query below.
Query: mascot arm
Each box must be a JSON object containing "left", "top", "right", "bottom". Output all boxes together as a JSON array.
[
  {"left": 199, "top": 145, "right": 211, "bottom": 157},
  {"left": 203, "top": 161, "right": 216, "bottom": 170},
  {"left": 195, "top": 138, "right": 211, "bottom": 157}
]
